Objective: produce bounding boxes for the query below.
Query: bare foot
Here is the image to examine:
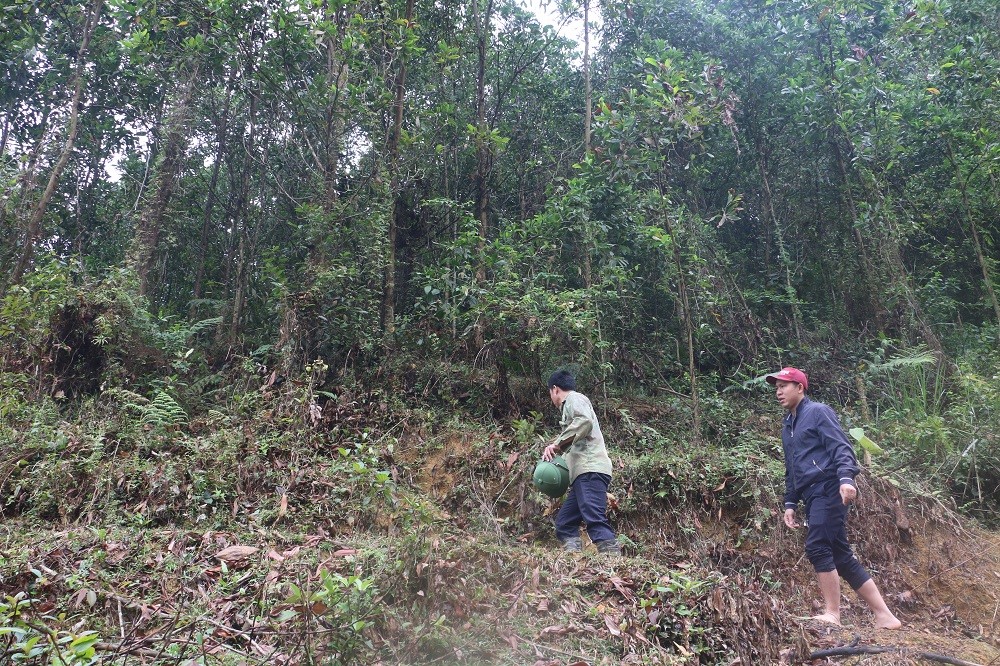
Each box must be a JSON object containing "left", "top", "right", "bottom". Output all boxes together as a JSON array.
[
  {"left": 875, "top": 612, "right": 902, "bottom": 630},
  {"left": 811, "top": 612, "right": 842, "bottom": 626}
]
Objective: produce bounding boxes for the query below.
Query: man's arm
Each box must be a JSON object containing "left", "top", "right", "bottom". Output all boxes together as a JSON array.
[
  {"left": 783, "top": 452, "right": 796, "bottom": 511},
  {"left": 818, "top": 406, "right": 860, "bottom": 487},
  {"left": 818, "top": 405, "right": 860, "bottom": 504},
  {"left": 544, "top": 416, "right": 592, "bottom": 457},
  {"left": 542, "top": 399, "right": 593, "bottom": 460},
  {"left": 782, "top": 427, "right": 800, "bottom": 511},
  {"left": 782, "top": 423, "right": 801, "bottom": 527}
]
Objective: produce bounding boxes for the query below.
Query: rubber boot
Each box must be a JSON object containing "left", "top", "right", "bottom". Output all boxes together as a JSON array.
[
  {"left": 595, "top": 539, "right": 622, "bottom": 556},
  {"left": 561, "top": 537, "right": 583, "bottom": 553}
]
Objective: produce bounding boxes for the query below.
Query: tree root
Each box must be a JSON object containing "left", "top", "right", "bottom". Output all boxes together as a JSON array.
[{"left": 809, "top": 644, "right": 984, "bottom": 666}]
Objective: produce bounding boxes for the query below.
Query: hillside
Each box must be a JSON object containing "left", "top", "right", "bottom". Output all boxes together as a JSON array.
[
  {"left": 3, "top": 382, "right": 1000, "bottom": 666},
  {"left": 4, "top": 0, "right": 1000, "bottom": 662}
]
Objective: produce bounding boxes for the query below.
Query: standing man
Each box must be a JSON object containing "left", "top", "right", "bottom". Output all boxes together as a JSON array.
[
  {"left": 766, "top": 367, "right": 901, "bottom": 629},
  {"left": 542, "top": 370, "right": 620, "bottom": 555}
]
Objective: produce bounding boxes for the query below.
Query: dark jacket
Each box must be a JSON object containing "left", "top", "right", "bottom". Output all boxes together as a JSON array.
[{"left": 782, "top": 397, "right": 860, "bottom": 509}]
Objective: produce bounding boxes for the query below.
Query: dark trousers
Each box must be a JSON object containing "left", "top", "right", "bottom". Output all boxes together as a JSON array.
[
  {"left": 555, "top": 472, "right": 616, "bottom": 544},
  {"left": 803, "top": 477, "right": 871, "bottom": 591}
]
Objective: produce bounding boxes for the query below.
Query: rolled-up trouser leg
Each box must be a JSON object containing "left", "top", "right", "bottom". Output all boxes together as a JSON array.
[{"left": 804, "top": 478, "right": 871, "bottom": 591}]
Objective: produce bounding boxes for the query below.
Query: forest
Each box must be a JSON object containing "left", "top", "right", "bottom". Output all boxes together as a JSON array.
[{"left": 2, "top": 0, "right": 1000, "bottom": 663}]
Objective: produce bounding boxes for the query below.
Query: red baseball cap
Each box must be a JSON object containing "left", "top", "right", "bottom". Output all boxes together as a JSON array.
[{"left": 765, "top": 367, "right": 808, "bottom": 392}]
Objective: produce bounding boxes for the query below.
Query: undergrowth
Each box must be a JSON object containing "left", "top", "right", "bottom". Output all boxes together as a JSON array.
[{"left": 4, "top": 278, "right": 1000, "bottom": 663}]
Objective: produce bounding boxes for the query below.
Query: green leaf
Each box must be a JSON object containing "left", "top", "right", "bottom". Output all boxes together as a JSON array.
[{"left": 849, "top": 428, "right": 884, "bottom": 455}]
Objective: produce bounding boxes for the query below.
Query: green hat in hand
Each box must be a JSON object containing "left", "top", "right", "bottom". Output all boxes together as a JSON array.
[{"left": 533, "top": 456, "right": 570, "bottom": 498}]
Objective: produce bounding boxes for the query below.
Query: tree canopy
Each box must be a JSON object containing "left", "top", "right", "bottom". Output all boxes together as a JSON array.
[{"left": 2, "top": 0, "right": 998, "bottom": 425}]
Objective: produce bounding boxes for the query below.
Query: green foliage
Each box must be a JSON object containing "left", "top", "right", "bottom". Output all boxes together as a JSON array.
[
  {"left": 619, "top": 406, "right": 783, "bottom": 524},
  {"left": 139, "top": 390, "right": 188, "bottom": 428},
  {"left": 280, "top": 569, "right": 379, "bottom": 663},
  {"left": 511, "top": 411, "right": 543, "bottom": 446},
  {"left": 0, "top": 257, "right": 71, "bottom": 349},
  {"left": 849, "top": 427, "right": 885, "bottom": 456},
  {"left": 639, "top": 571, "right": 722, "bottom": 658},
  {"left": 0, "top": 592, "right": 102, "bottom": 665},
  {"left": 861, "top": 343, "right": 948, "bottom": 461},
  {"left": 409, "top": 201, "right": 629, "bottom": 383},
  {"left": 5, "top": 8, "right": 1000, "bottom": 657}
]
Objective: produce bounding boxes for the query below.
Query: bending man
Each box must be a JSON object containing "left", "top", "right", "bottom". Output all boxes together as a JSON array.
[{"left": 542, "top": 370, "right": 620, "bottom": 556}]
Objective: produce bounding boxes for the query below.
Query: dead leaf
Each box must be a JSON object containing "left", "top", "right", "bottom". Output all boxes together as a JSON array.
[
  {"left": 604, "top": 614, "right": 622, "bottom": 636},
  {"left": 506, "top": 451, "right": 519, "bottom": 470},
  {"left": 278, "top": 493, "right": 288, "bottom": 518},
  {"left": 215, "top": 545, "right": 259, "bottom": 563},
  {"left": 538, "top": 624, "right": 570, "bottom": 637},
  {"left": 263, "top": 370, "right": 277, "bottom": 389},
  {"left": 609, "top": 576, "right": 636, "bottom": 601}
]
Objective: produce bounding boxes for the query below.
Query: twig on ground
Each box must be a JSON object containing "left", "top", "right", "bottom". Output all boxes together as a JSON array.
[
  {"left": 809, "top": 644, "right": 984, "bottom": 666},
  {"left": 94, "top": 641, "right": 162, "bottom": 659},
  {"left": 518, "top": 637, "right": 602, "bottom": 662}
]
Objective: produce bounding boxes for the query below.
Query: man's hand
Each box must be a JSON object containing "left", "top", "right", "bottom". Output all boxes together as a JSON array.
[
  {"left": 783, "top": 508, "right": 800, "bottom": 529},
  {"left": 542, "top": 443, "right": 560, "bottom": 461},
  {"left": 839, "top": 483, "right": 857, "bottom": 505}
]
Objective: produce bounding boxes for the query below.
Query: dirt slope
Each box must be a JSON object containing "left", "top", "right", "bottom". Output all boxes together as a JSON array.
[{"left": 3, "top": 425, "right": 1000, "bottom": 664}]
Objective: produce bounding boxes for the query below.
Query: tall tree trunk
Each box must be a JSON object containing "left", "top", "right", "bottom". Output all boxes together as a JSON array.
[
  {"left": 75, "top": 129, "right": 106, "bottom": 257},
  {"left": 471, "top": 0, "right": 495, "bottom": 351},
  {"left": 133, "top": 62, "right": 201, "bottom": 298},
  {"left": 9, "top": 0, "right": 103, "bottom": 287},
  {"left": 321, "top": 0, "right": 351, "bottom": 216},
  {"left": 830, "top": 136, "right": 878, "bottom": 292},
  {"left": 947, "top": 140, "right": 1000, "bottom": 331},
  {"left": 583, "top": 0, "right": 592, "bottom": 154},
  {"left": 0, "top": 109, "right": 50, "bottom": 265},
  {"left": 757, "top": 153, "right": 802, "bottom": 343},
  {"left": 191, "top": 78, "right": 235, "bottom": 319},
  {"left": 660, "top": 195, "right": 700, "bottom": 442},
  {"left": 833, "top": 137, "right": 944, "bottom": 356},
  {"left": 227, "top": 72, "right": 260, "bottom": 347},
  {"left": 381, "top": 0, "right": 415, "bottom": 335},
  {"left": 0, "top": 102, "right": 11, "bottom": 163},
  {"left": 579, "top": 0, "right": 594, "bottom": 352}
]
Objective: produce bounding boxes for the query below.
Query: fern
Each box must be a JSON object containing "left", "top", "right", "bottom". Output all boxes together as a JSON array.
[
  {"left": 864, "top": 345, "right": 937, "bottom": 375},
  {"left": 186, "top": 298, "right": 226, "bottom": 312},
  {"left": 141, "top": 391, "right": 187, "bottom": 427},
  {"left": 187, "top": 316, "right": 223, "bottom": 337},
  {"left": 864, "top": 345, "right": 945, "bottom": 420}
]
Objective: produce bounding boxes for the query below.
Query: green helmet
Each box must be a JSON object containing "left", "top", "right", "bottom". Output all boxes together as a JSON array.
[{"left": 532, "top": 456, "right": 570, "bottom": 498}]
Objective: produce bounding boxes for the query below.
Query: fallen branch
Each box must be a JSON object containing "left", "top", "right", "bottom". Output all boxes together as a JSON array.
[
  {"left": 95, "top": 641, "right": 162, "bottom": 659},
  {"left": 519, "top": 637, "right": 601, "bottom": 662},
  {"left": 809, "top": 644, "right": 984, "bottom": 666}
]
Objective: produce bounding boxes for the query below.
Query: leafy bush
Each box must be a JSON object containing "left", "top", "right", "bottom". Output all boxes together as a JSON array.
[{"left": 0, "top": 592, "right": 102, "bottom": 665}]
